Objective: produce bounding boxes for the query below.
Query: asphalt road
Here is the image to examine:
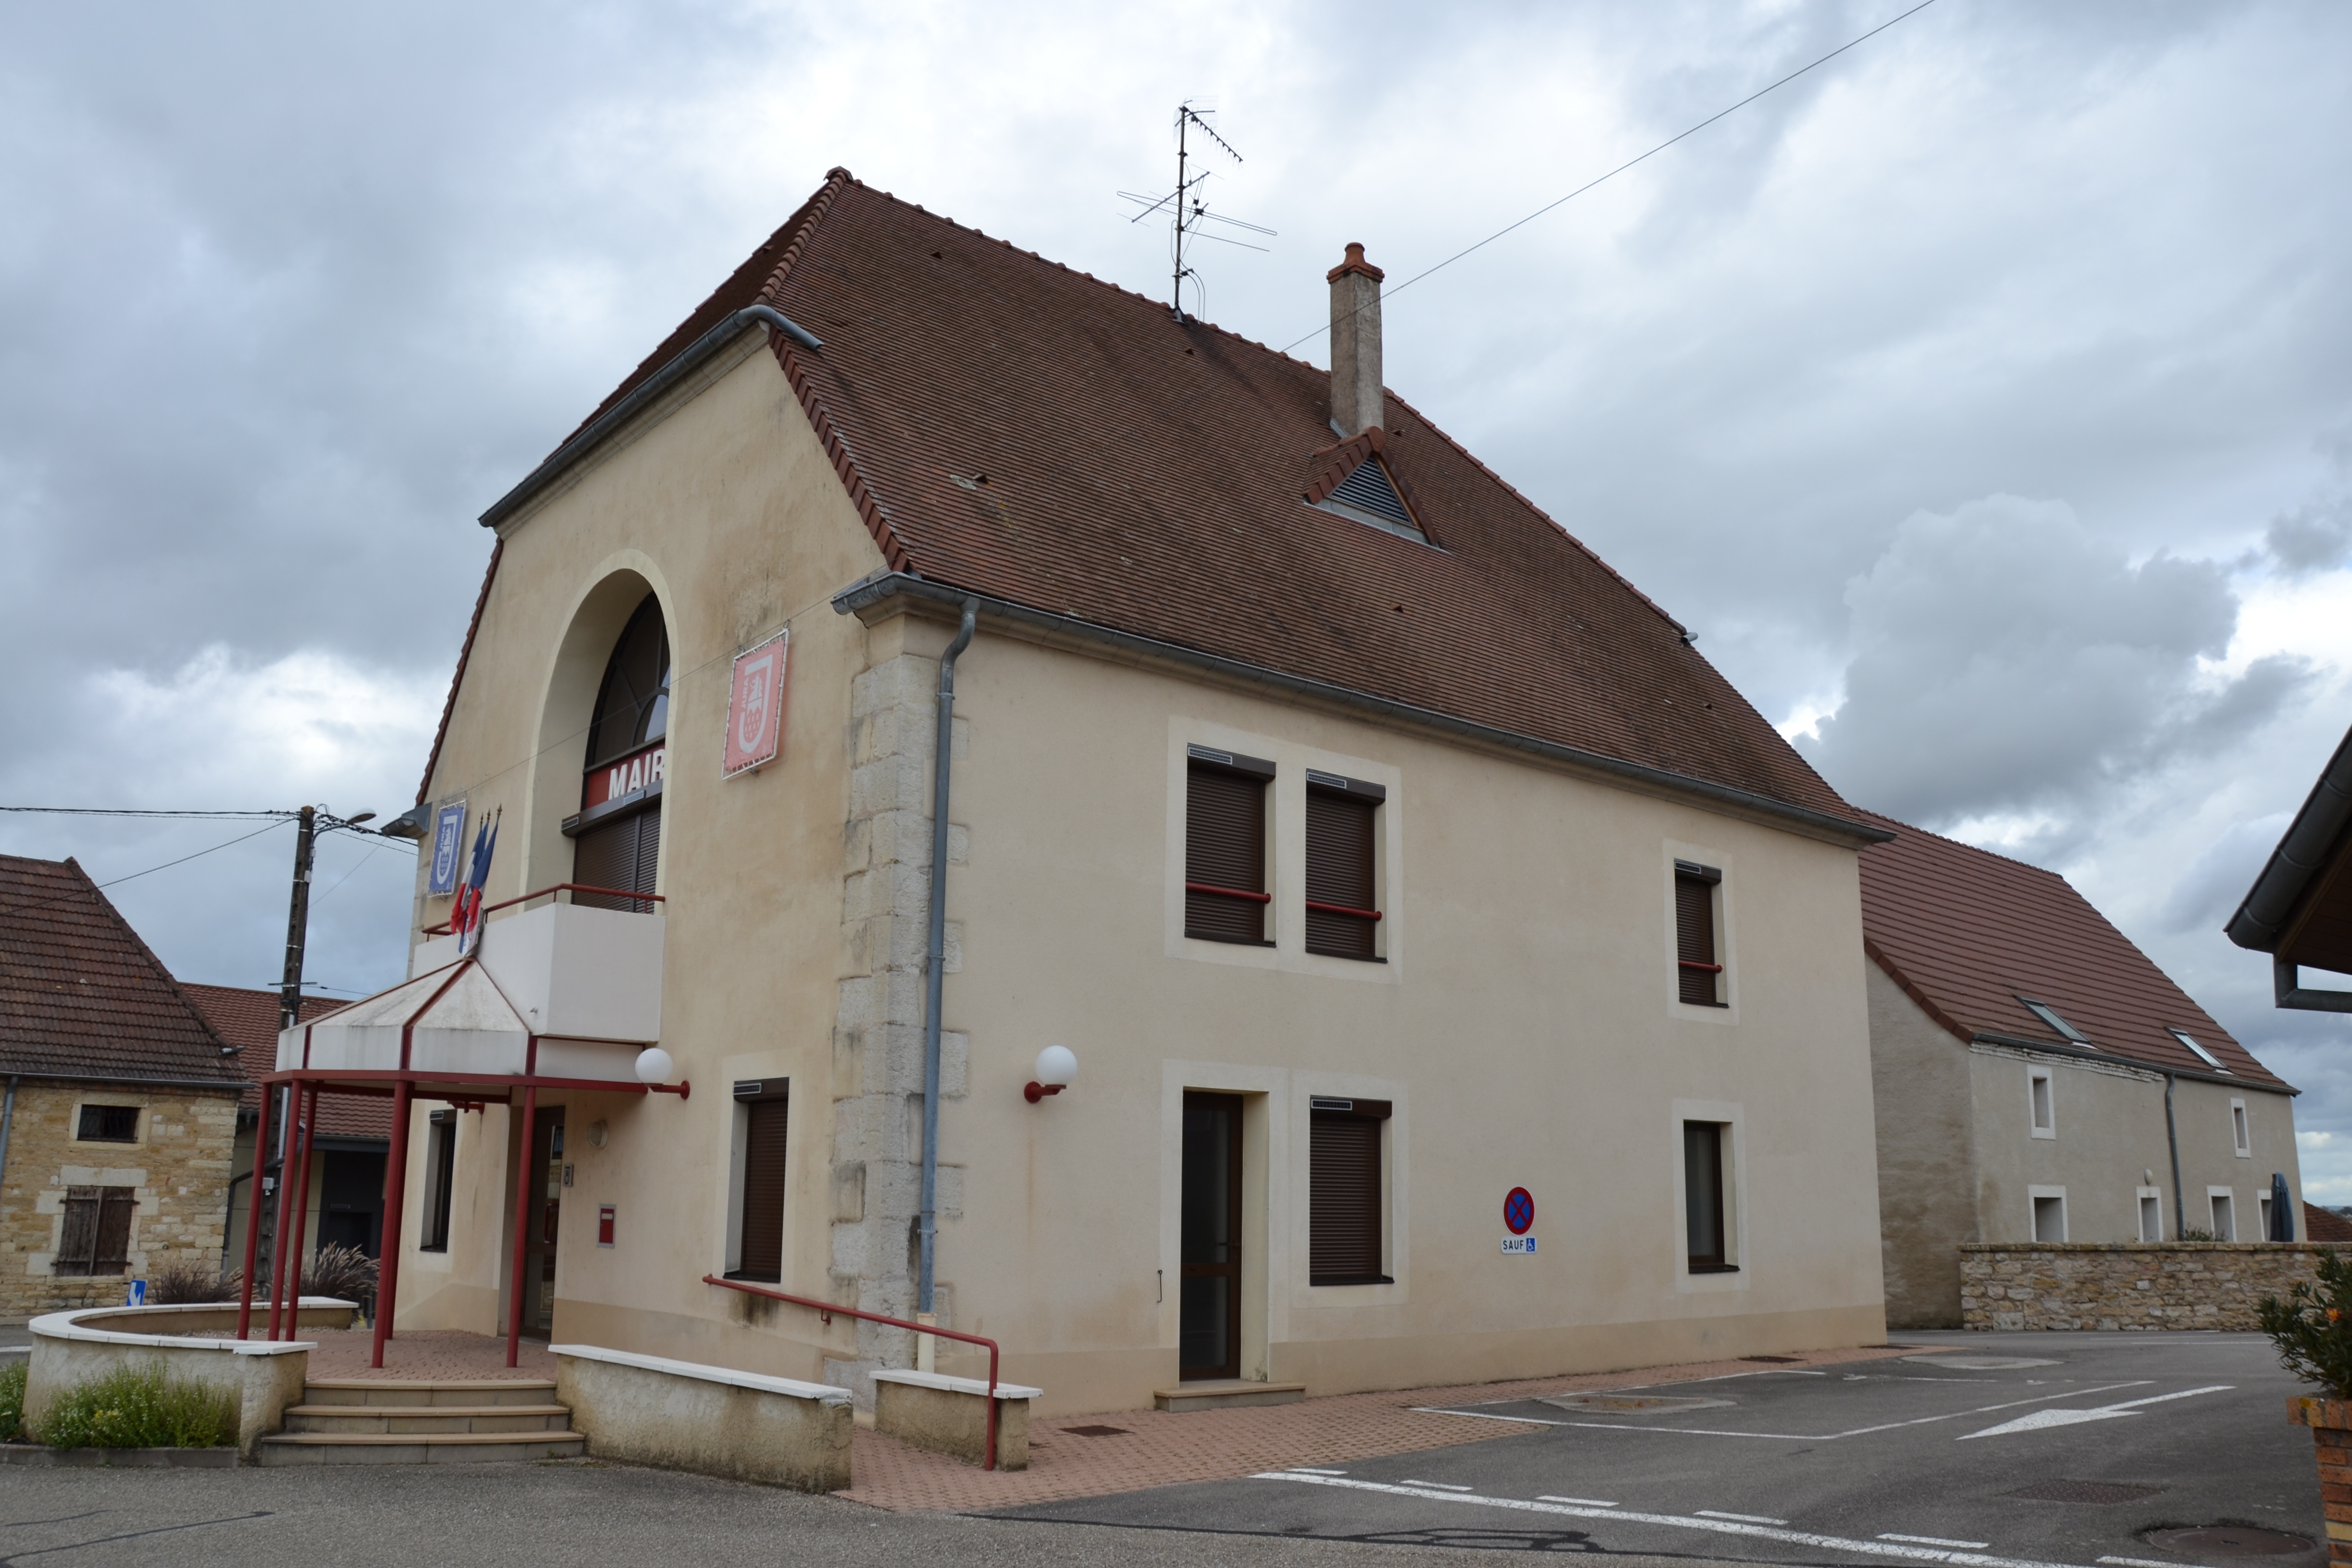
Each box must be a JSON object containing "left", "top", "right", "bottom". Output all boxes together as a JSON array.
[
  {"left": 999, "top": 1332, "right": 2323, "bottom": 1566},
  {"left": 0, "top": 1462, "right": 1747, "bottom": 1568}
]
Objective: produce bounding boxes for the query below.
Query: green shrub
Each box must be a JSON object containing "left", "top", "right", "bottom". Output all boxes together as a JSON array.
[
  {"left": 2179, "top": 1227, "right": 2216, "bottom": 1242},
  {"left": 0, "top": 1360, "right": 25, "bottom": 1441},
  {"left": 2260, "top": 1247, "right": 2352, "bottom": 1399},
  {"left": 33, "top": 1362, "right": 235, "bottom": 1450}
]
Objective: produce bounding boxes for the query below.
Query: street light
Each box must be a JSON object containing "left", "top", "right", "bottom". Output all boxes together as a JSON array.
[{"left": 1024, "top": 1044, "right": 1077, "bottom": 1104}]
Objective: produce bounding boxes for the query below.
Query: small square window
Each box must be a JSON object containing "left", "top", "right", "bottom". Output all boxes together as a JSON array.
[
  {"left": 76, "top": 1105, "right": 140, "bottom": 1143},
  {"left": 2018, "top": 997, "right": 2089, "bottom": 1045},
  {"left": 2168, "top": 1028, "right": 2228, "bottom": 1073},
  {"left": 2031, "top": 1193, "right": 2067, "bottom": 1243},
  {"left": 2138, "top": 1190, "right": 2163, "bottom": 1243},
  {"left": 2231, "top": 1099, "right": 2250, "bottom": 1158},
  {"left": 2209, "top": 1190, "right": 2236, "bottom": 1241},
  {"left": 2028, "top": 1070, "right": 2054, "bottom": 1137}
]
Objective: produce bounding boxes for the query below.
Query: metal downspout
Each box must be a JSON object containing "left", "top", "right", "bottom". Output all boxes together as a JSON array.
[
  {"left": 2164, "top": 1073, "right": 2185, "bottom": 1240},
  {"left": 919, "top": 600, "right": 979, "bottom": 1318},
  {"left": 0, "top": 1078, "right": 17, "bottom": 1232}
]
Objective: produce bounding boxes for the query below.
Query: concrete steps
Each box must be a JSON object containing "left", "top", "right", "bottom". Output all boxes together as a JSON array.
[
  {"left": 1153, "top": 1379, "right": 1306, "bottom": 1412},
  {"left": 255, "top": 1379, "right": 584, "bottom": 1465}
]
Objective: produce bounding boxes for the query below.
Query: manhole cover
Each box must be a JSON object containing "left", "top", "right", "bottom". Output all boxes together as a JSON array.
[
  {"left": 2004, "top": 1480, "right": 2166, "bottom": 1504},
  {"left": 1541, "top": 1393, "right": 1734, "bottom": 1415},
  {"left": 1904, "top": 1355, "right": 2060, "bottom": 1370},
  {"left": 2144, "top": 1527, "right": 2313, "bottom": 1557},
  {"left": 1062, "top": 1425, "right": 1131, "bottom": 1437}
]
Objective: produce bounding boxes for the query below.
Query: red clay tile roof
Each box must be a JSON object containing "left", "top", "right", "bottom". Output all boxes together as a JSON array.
[
  {"left": 0, "top": 854, "right": 247, "bottom": 1088},
  {"left": 2305, "top": 1203, "right": 2352, "bottom": 1244},
  {"left": 181, "top": 983, "right": 389, "bottom": 1140},
  {"left": 1857, "top": 813, "right": 2289, "bottom": 1090},
  {"left": 515, "top": 170, "right": 1858, "bottom": 828}
]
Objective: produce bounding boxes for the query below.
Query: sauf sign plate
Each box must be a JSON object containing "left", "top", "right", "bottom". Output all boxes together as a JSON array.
[{"left": 722, "top": 630, "right": 789, "bottom": 779}]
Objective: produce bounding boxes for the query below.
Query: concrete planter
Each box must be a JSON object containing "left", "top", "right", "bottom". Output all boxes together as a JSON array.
[
  {"left": 25, "top": 1298, "right": 356, "bottom": 1457},
  {"left": 0, "top": 1442, "right": 237, "bottom": 1468},
  {"left": 2287, "top": 1398, "right": 2352, "bottom": 1562}
]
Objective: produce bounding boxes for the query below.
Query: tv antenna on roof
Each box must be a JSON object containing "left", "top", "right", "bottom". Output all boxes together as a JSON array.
[{"left": 1118, "top": 102, "right": 1275, "bottom": 320}]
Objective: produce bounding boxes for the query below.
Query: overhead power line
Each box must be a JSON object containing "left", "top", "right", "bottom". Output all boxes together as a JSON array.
[
  {"left": 1280, "top": 0, "right": 1943, "bottom": 353},
  {"left": 0, "top": 806, "right": 293, "bottom": 819}
]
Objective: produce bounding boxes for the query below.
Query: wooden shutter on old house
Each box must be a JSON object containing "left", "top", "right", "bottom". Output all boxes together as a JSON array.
[
  {"left": 1305, "top": 774, "right": 1382, "bottom": 960},
  {"left": 1675, "top": 862, "right": 1722, "bottom": 1006},
  {"left": 55, "top": 1185, "right": 135, "bottom": 1277},
  {"left": 1185, "top": 749, "right": 1274, "bottom": 944},
  {"left": 733, "top": 1085, "right": 789, "bottom": 1283},
  {"left": 1309, "top": 1100, "right": 1390, "bottom": 1285}
]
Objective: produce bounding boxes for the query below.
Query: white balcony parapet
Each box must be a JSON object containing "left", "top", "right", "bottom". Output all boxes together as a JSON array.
[{"left": 283, "top": 897, "right": 663, "bottom": 1081}]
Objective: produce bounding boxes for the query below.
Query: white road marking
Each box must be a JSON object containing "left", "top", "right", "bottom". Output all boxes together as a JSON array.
[
  {"left": 1254, "top": 1473, "right": 2193, "bottom": 1568},
  {"left": 1883, "top": 1535, "right": 1992, "bottom": 1549},
  {"left": 2098, "top": 1556, "right": 2200, "bottom": 1567},
  {"left": 1701, "top": 1510, "right": 1791, "bottom": 1524},
  {"left": 1439, "top": 1381, "right": 2154, "bottom": 1443},
  {"left": 1411, "top": 1407, "right": 1567, "bottom": 1425},
  {"left": 1538, "top": 1497, "right": 1619, "bottom": 1507},
  {"left": 1401, "top": 1480, "right": 1473, "bottom": 1490},
  {"left": 1960, "top": 1385, "right": 2232, "bottom": 1440},
  {"left": 1284, "top": 1467, "right": 1348, "bottom": 1475}
]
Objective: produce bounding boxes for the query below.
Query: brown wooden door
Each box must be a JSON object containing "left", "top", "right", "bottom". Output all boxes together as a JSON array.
[{"left": 1180, "top": 1092, "right": 1243, "bottom": 1381}]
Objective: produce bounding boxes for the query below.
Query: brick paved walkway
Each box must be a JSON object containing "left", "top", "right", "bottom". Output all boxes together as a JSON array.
[
  {"left": 838, "top": 1343, "right": 1934, "bottom": 1512},
  {"left": 295, "top": 1329, "right": 556, "bottom": 1381}
]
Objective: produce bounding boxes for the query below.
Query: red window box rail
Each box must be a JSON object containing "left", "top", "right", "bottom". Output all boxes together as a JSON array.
[
  {"left": 1185, "top": 881, "right": 1271, "bottom": 904},
  {"left": 423, "top": 881, "right": 667, "bottom": 936},
  {"left": 1305, "top": 899, "right": 1382, "bottom": 922}
]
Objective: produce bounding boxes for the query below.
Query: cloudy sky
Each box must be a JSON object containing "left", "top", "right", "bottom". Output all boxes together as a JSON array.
[{"left": 5, "top": 2, "right": 2349, "bottom": 1188}]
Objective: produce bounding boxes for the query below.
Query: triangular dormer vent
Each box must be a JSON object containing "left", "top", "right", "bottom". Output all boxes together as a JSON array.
[{"left": 1314, "top": 458, "right": 1423, "bottom": 541}]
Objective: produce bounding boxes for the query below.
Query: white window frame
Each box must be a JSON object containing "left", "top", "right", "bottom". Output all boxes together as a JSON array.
[
  {"left": 2137, "top": 1185, "right": 2164, "bottom": 1243},
  {"left": 2168, "top": 1027, "right": 2228, "bottom": 1073},
  {"left": 2231, "top": 1097, "right": 2251, "bottom": 1159},
  {"left": 2028, "top": 1185, "right": 2068, "bottom": 1243},
  {"left": 2027, "top": 1068, "right": 2055, "bottom": 1138},
  {"left": 1671, "top": 1098, "right": 1746, "bottom": 1292},
  {"left": 2208, "top": 1186, "right": 2236, "bottom": 1242},
  {"left": 2259, "top": 1191, "right": 2275, "bottom": 1242}
]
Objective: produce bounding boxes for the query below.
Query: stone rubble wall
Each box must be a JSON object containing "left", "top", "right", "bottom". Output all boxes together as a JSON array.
[{"left": 1960, "top": 1241, "right": 2332, "bottom": 1331}]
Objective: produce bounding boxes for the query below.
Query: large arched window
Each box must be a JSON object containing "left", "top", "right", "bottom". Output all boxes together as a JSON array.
[{"left": 569, "top": 594, "right": 669, "bottom": 912}]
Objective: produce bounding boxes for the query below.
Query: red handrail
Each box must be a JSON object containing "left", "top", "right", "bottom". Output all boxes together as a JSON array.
[
  {"left": 1185, "top": 881, "right": 1271, "bottom": 904},
  {"left": 1677, "top": 960, "right": 1724, "bottom": 973},
  {"left": 1305, "top": 899, "right": 1383, "bottom": 922},
  {"left": 424, "top": 881, "right": 667, "bottom": 935},
  {"left": 703, "top": 1275, "right": 1004, "bottom": 1469}
]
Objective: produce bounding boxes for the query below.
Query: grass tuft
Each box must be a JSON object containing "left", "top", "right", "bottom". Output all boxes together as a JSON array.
[{"left": 34, "top": 1361, "right": 236, "bottom": 1449}]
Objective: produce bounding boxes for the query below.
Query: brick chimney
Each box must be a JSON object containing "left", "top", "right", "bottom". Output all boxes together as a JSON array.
[{"left": 1328, "top": 242, "right": 1385, "bottom": 436}]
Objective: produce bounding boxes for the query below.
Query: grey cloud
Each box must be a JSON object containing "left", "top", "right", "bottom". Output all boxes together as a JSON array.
[
  {"left": 1795, "top": 494, "right": 2311, "bottom": 826},
  {"left": 2267, "top": 497, "right": 2352, "bottom": 576}
]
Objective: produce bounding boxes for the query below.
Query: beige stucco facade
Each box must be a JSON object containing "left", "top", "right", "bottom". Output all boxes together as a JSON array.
[
  {"left": 392, "top": 325, "right": 1890, "bottom": 1415},
  {"left": 1869, "top": 967, "right": 2301, "bottom": 1329},
  {"left": 0, "top": 1080, "right": 239, "bottom": 1321}
]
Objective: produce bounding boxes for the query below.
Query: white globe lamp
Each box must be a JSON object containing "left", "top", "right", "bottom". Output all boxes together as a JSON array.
[
  {"left": 634, "top": 1046, "right": 675, "bottom": 1086},
  {"left": 1025, "top": 1044, "right": 1077, "bottom": 1104}
]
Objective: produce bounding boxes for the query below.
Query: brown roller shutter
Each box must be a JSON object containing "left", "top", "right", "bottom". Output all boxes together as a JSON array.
[
  {"left": 55, "top": 1186, "right": 100, "bottom": 1277},
  {"left": 1675, "top": 867, "right": 1721, "bottom": 1005},
  {"left": 1186, "top": 762, "right": 1269, "bottom": 944},
  {"left": 735, "top": 1096, "right": 788, "bottom": 1283},
  {"left": 630, "top": 802, "right": 661, "bottom": 910},
  {"left": 1309, "top": 1106, "right": 1388, "bottom": 1284},
  {"left": 1305, "top": 787, "right": 1379, "bottom": 959}
]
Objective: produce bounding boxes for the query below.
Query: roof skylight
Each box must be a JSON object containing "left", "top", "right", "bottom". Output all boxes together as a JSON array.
[
  {"left": 2018, "top": 997, "right": 2090, "bottom": 1045},
  {"left": 2168, "top": 1027, "right": 2229, "bottom": 1073},
  {"left": 1311, "top": 458, "right": 1425, "bottom": 542}
]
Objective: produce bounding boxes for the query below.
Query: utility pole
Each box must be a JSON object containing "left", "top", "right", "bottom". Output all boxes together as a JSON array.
[{"left": 279, "top": 804, "right": 316, "bottom": 1033}]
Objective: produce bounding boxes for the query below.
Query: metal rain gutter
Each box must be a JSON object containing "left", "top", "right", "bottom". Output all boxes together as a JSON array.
[
  {"left": 2225, "top": 720, "right": 2352, "bottom": 954},
  {"left": 834, "top": 573, "right": 1892, "bottom": 851},
  {"left": 919, "top": 599, "right": 978, "bottom": 1319},
  {"left": 478, "top": 304, "right": 823, "bottom": 532}
]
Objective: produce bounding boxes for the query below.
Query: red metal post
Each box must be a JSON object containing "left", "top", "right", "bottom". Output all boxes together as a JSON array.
[
  {"left": 234, "top": 1079, "right": 273, "bottom": 1340},
  {"left": 265, "top": 1082, "right": 300, "bottom": 1339},
  {"left": 279, "top": 1083, "right": 320, "bottom": 1339},
  {"left": 370, "top": 1079, "right": 413, "bottom": 1369},
  {"left": 506, "top": 1085, "right": 538, "bottom": 1368}
]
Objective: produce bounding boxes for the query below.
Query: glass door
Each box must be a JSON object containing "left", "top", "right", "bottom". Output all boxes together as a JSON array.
[{"left": 1180, "top": 1092, "right": 1243, "bottom": 1381}]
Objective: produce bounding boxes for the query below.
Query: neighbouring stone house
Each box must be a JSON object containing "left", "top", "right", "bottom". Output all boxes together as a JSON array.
[
  {"left": 1858, "top": 814, "right": 2301, "bottom": 1330},
  {"left": 290, "top": 168, "right": 1901, "bottom": 1414},
  {"left": 0, "top": 855, "right": 247, "bottom": 1319}
]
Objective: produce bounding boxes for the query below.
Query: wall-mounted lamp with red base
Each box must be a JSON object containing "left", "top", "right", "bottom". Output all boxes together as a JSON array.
[{"left": 1024, "top": 1044, "right": 1076, "bottom": 1105}]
